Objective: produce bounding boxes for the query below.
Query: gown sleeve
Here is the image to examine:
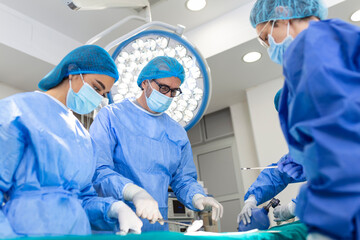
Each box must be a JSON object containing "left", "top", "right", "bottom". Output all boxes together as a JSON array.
[
  {"left": 90, "top": 108, "right": 133, "bottom": 200},
  {"left": 0, "top": 98, "right": 25, "bottom": 237},
  {"left": 244, "top": 160, "right": 301, "bottom": 205},
  {"left": 80, "top": 183, "right": 119, "bottom": 231},
  {"left": 170, "top": 141, "right": 206, "bottom": 211}
]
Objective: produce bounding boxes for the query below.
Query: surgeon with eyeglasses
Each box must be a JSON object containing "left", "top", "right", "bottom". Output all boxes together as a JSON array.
[
  {"left": 90, "top": 56, "right": 223, "bottom": 232},
  {"left": 250, "top": 0, "right": 360, "bottom": 239}
]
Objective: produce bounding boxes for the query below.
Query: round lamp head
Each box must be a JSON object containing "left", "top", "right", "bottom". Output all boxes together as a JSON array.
[{"left": 110, "top": 30, "right": 211, "bottom": 131}]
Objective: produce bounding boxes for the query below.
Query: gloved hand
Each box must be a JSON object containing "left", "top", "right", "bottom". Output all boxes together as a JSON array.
[
  {"left": 192, "top": 194, "right": 223, "bottom": 221},
  {"left": 278, "top": 155, "right": 306, "bottom": 181},
  {"left": 273, "top": 201, "right": 296, "bottom": 222},
  {"left": 123, "top": 184, "right": 163, "bottom": 224},
  {"left": 107, "top": 201, "right": 143, "bottom": 235},
  {"left": 237, "top": 195, "right": 257, "bottom": 225}
]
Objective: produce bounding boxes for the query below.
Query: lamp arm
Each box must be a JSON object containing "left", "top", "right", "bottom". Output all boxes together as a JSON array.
[
  {"left": 86, "top": 4, "right": 152, "bottom": 45},
  {"left": 104, "top": 21, "right": 186, "bottom": 51}
]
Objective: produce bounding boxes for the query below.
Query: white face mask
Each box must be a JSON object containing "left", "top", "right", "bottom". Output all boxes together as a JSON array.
[
  {"left": 145, "top": 80, "right": 173, "bottom": 113},
  {"left": 66, "top": 73, "right": 103, "bottom": 114},
  {"left": 267, "top": 21, "right": 294, "bottom": 65}
]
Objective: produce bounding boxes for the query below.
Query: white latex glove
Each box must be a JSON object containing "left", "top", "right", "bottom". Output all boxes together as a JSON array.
[
  {"left": 123, "top": 184, "right": 163, "bottom": 224},
  {"left": 192, "top": 194, "right": 223, "bottom": 221},
  {"left": 107, "top": 201, "right": 143, "bottom": 235},
  {"left": 273, "top": 201, "right": 296, "bottom": 222},
  {"left": 237, "top": 195, "right": 257, "bottom": 225}
]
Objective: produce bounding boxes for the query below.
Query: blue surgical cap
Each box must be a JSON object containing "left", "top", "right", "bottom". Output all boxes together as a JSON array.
[
  {"left": 250, "top": 0, "right": 328, "bottom": 28},
  {"left": 274, "top": 88, "right": 283, "bottom": 112},
  {"left": 137, "top": 56, "right": 185, "bottom": 87},
  {"left": 38, "top": 45, "right": 119, "bottom": 91}
]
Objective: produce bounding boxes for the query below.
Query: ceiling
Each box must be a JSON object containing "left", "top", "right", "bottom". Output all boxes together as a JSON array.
[
  {"left": 0, "top": 0, "right": 253, "bottom": 43},
  {"left": 0, "top": 0, "right": 359, "bottom": 114}
]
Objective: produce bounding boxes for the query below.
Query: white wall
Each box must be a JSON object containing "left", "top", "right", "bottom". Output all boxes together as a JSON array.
[
  {"left": 246, "top": 78, "right": 288, "bottom": 164},
  {"left": 229, "top": 101, "right": 259, "bottom": 197},
  {"left": 0, "top": 82, "right": 23, "bottom": 99},
  {"left": 246, "top": 78, "right": 304, "bottom": 223}
]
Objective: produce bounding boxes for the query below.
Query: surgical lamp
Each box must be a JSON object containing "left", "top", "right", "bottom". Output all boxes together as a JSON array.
[
  {"left": 70, "top": 0, "right": 211, "bottom": 131},
  {"left": 109, "top": 30, "right": 211, "bottom": 131}
]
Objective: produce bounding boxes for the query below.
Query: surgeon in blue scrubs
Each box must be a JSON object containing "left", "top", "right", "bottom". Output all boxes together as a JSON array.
[
  {"left": 250, "top": 0, "right": 360, "bottom": 238},
  {"left": 0, "top": 45, "right": 142, "bottom": 237},
  {"left": 238, "top": 90, "right": 306, "bottom": 226},
  {"left": 90, "top": 56, "right": 223, "bottom": 232}
]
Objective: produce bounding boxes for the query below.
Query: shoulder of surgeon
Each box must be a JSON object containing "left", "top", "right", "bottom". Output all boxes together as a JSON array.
[
  {"left": 163, "top": 111, "right": 187, "bottom": 135},
  {"left": 311, "top": 18, "right": 357, "bottom": 39},
  {"left": 288, "top": 18, "right": 359, "bottom": 51},
  {"left": 0, "top": 91, "right": 46, "bottom": 111},
  {"left": 0, "top": 92, "right": 47, "bottom": 124},
  {"left": 284, "top": 18, "right": 359, "bottom": 68}
]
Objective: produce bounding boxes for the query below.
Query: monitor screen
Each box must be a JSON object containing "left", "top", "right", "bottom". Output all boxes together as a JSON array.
[{"left": 173, "top": 200, "right": 186, "bottom": 214}]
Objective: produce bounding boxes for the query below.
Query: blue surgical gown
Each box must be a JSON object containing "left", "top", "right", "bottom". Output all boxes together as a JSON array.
[
  {"left": 278, "top": 19, "right": 360, "bottom": 239},
  {"left": 0, "top": 92, "right": 118, "bottom": 237},
  {"left": 244, "top": 154, "right": 305, "bottom": 205},
  {"left": 90, "top": 99, "right": 206, "bottom": 232}
]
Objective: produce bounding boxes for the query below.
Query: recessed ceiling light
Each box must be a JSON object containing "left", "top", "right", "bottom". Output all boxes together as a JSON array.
[
  {"left": 243, "top": 52, "right": 262, "bottom": 63},
  {"left": 186, "top": 0, "right": 206, "bottom": 11},
  {"left": 351, "top": 9, "right": 360, "bottom": 22}
]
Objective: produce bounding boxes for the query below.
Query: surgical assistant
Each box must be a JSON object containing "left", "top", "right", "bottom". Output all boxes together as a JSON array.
[
  {"left": 238, "top": 154, "right": 306, "bottom": 225},
  {"left": 250, "top": 0, "right": 360, "bottom": 238},
  {"left": 90, "top": 56, "right": 223, "bottom": 232},
  {"left": 0, "top": 45, "right": 142, "bottom": 237},
  {"left": 238, "top": 91, "right": 306, "bottom": 225}
]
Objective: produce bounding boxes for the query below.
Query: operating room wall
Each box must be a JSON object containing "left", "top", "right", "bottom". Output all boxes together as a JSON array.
[
  {"left": 229, "top": 101, "right": 259, "bottom": 198},
  {"left": 189, "top": 108, "right": 245, "bottom": 232},
  {"left": 246, "top": 78, "right": 288, "bottom": 164},
  {"left": 246, "top": 77, "right": 305, "bottom": 223},
  {"left": 0, "top": 82, "right": 23, "bottom": 99}
]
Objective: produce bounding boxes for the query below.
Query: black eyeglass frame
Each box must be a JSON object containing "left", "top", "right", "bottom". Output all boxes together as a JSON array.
[{"left": 150, "top": 79, "right": 182, "bottom": 97}]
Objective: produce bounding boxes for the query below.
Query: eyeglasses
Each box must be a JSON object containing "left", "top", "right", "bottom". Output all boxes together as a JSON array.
[
  {"left": 152, "top": 79, "right": 182, "bottom": 97},
  {"left": 257, "top": 20, "right": 272, "bottom": 48}
]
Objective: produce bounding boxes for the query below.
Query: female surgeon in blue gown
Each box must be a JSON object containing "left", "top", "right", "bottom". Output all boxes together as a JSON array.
[
  {"left": 0, "top": 45, "right": 142, "bottom": 237},
  {"left": 250, "top": 0, "right": 360, "bottom": 239}
]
